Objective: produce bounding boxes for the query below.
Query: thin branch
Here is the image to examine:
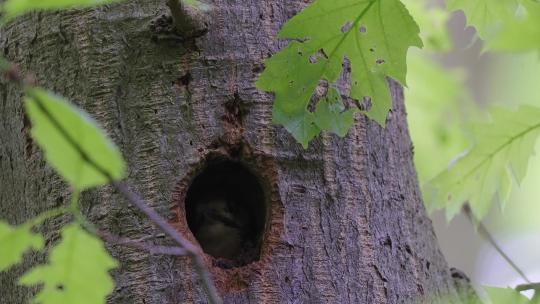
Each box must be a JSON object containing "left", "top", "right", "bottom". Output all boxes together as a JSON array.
[
  {"left": 462, "top": 204, "right": 531, "bottom": 284},
  {"left": 34, "top": 93, "right": 222, "bottom": 304},
  {"left": 3, "top": 62, "right": 222, "bottom": 304},
  {"left": 112, "top": 181, "right": 221, "bottom": 303},
  {"left": 78, "top": 208, "right": 187, "bottom": 256},
  {"left": 166, "top": 0, "right": 208, "bottom": 37},
  {"left": 516, "top": 282, "right": 540, "bottom": 292},
  {"left": 98, "top": 230, "right": 188, "bottom": 256},
  {"left": 516, "top": 283, "right": 540, "bottom": 304}
]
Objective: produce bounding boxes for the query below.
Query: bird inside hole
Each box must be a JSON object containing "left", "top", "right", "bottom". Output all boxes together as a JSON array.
[{"left": 192, "top": 195, "right": 249, "bottom": 261}]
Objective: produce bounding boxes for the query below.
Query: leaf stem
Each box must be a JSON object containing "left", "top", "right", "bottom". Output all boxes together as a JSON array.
[
  {"left": 70, "top": 190, "right": 80, "bottom": 213},
  {"left": 69, "top": 191, "right": 85, "bottom": 224}
]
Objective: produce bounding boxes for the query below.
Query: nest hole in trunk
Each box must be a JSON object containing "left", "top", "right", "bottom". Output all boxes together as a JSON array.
[{"left": 185, "top": 159, "right": 267, "bottom": 267}]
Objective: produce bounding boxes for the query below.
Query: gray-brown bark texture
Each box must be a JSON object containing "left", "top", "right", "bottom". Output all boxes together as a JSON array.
[{"left": 0, "top": 1, "right": 474, "bottom": 303}]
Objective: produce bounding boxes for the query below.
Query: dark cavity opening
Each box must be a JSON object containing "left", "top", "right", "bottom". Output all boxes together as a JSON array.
[{"left": 185, "top": 159, "right": 266, "bottom": 267}]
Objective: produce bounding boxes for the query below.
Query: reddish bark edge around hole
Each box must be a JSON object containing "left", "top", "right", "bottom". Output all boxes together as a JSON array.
[{"left": 169, "top": 140, "right": 284, "bottom": 293}]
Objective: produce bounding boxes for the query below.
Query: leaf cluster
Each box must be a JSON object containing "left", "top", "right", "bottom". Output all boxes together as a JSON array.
[
  {"left": 0, "top": 1, "right": 125, "bottom": 303},
  {"left": 257, "top": 0, "right": 422, "bottom": 147}
]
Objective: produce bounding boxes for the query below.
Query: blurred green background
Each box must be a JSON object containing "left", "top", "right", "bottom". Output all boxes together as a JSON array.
[{"left": 403, "top": 0, "right": 540, "bottom": 295}]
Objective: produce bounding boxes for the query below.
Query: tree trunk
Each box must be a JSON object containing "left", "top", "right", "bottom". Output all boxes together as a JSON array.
[{"left": 1, "top": 1, "right": 474, "bottom": 303}]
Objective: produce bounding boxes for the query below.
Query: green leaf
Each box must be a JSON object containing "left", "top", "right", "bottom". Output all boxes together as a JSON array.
[
  {"left": 19, "top": 224, "right": 118, "bottom": 304},
  {"left": 484, "top": 287, "right": 530, "bottom": 304},
  {"left": 424, "top": 106, "right": 540, "bottom": 220},
  {"left": 275, "top": 107, "right": 320, "bottom": 148},
  {"left": 446, "top": 0, "right": 519, "bottom": 40},
  {"left": 0, "top": 221, "right": 44, "bottom": 271},
  {"left": 257, "top": 0, "right": 422, "bottom": 147},
  {"left": 313, "top": 88, "right": 356, "bottom": 137},
  {"left": 2, "top": 0, "right": 122, "bottom": 21},
  {"left": 402, "top": 0, "right": 452, "bottom": 52},
  {"left": 486, "top": 0, "right": 540, "bottom": 54},
  {"left": 25, "top": 88, "right": 125, "bottom": 190}
]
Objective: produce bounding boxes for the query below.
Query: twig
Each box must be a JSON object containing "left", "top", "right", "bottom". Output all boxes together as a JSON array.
[
  {"left": 462, "top": 204, "right": 531, "bottom": 284},
  {"left": 78, "top": 209, "right": 187, "bottom": 256},
  {"left": 3, "top": 62, "right": 222, "bottom": 304},
  {"left": 112, "top": 181, "right": 221, "bottom": 303},
  {"left": 98, "top": 230, "right": 188, "bottom": 256},
  {"left": 34, "top": 93, "right": 221, "bottom": 304},
  {"left": 166, "top": 0, "right": 208, "bottom": 37},
  {"left": 516, "top": 282, "right": 540, "bottom": 292},
  {"left": 516, "top": 283, "right": 540, "bottom": 304}
]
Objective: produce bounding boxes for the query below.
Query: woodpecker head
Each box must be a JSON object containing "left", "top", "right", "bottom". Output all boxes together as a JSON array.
[
  {"left": 193, "top": 196, "right": 248, "bottom": 259},
  {"left": 195, "top": 198, "right": 239, "bottom": 228}
]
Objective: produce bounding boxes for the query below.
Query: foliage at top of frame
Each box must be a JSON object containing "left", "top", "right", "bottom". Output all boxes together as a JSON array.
[
  {"left": 1, "top": 0, "right": 122, "bottom": 21},
  {"left": 448, "top": 0, "right": 540, "bottom": 54},
  {"left": 257, "top": 0, "right": 422, "bottom": 147}
]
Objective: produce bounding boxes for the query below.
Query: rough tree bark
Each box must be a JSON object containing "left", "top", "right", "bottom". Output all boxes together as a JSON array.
[{"left": 1, "top": 1, "right": 475, "bottom": 303}]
